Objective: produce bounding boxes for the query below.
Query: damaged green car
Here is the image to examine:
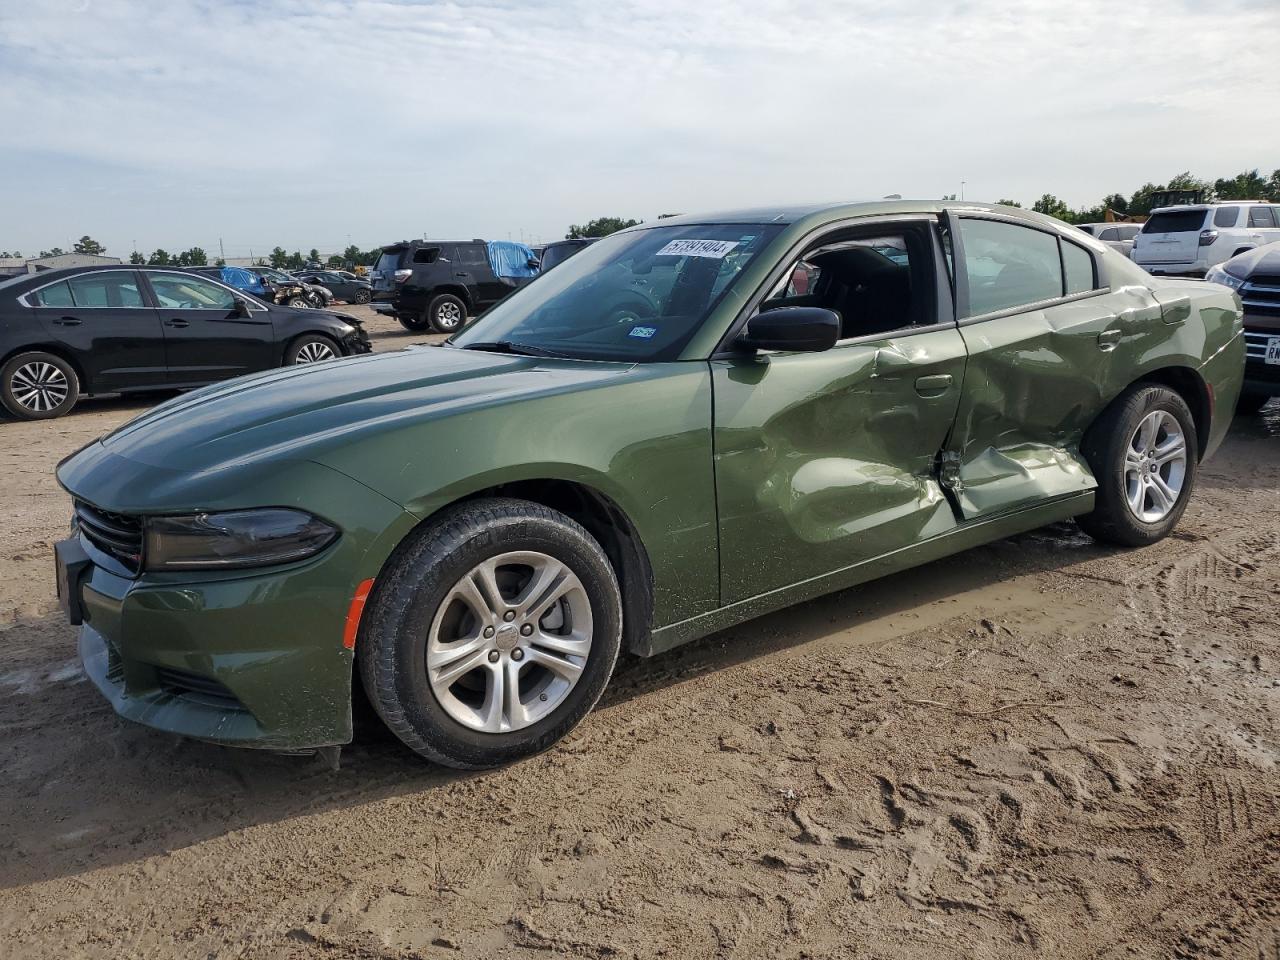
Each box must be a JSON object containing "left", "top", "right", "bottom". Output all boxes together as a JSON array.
[{"left": 56, "top": 201, "right": 1245, "bottom": 768}]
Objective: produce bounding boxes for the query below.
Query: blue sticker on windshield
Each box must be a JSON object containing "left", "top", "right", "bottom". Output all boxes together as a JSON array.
[{"left": 628, "top": 326, "right": 657, "bottom": 339}]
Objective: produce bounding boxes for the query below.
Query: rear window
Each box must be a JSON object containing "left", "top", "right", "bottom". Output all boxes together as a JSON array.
[
  {"left": 1142, "top": 210, "right": 1208, "bottom": 234},
  {"left": 1213, "top": 207, "right": 1240, "bottom": 228},
  {"left": 375, "top": 249, "right": 405, "bottom": 273}
]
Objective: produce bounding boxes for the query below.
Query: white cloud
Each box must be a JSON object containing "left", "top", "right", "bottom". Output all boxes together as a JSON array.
[{"left": 1, "top": 0, "right": 1277, "bottom": 254}]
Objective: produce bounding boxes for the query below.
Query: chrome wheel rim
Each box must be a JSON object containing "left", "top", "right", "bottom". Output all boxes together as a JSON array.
[
  {"left": 1124, "top": 410, "right": 1187, "bottom": 523},
  {"left": 293, "top": 341, "right": 336, "bottom": 364},
  {"left": 436, "top": 301, "right": 462, "bottom": 328},
  {"left": 427, "top": 551, "right": 592, "bottom": 734},
  {"left": 10, "top": 362, "right": 69, "bottom": 412}
]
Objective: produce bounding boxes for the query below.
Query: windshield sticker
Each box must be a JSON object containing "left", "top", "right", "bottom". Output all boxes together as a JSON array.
[
  {"left": 628, "top": 325, "right": 657, "bottom": 339},
  {"left": 655, "top": 238, "right": 739, "bottom": 259}
]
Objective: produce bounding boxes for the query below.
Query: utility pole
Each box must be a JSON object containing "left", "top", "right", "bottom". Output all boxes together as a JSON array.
[
  {"left": 961, "top": 181, "right": 967, "bottom": 201},
  {"left": 219, "top": 237, "right": 225, "bottom": 262}
]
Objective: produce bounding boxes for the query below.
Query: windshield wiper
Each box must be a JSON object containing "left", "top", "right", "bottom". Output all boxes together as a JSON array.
[{"left": 460, "top": 340, "right": 568, "bottom": 359}]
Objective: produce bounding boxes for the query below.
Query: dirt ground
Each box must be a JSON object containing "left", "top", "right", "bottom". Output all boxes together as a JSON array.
[{"left": 0, "top": 312, "right": 1277, "bottom": 959}]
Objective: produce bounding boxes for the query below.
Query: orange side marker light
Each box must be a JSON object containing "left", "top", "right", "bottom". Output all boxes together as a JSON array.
[{"left": 343, "top": 578, "right": 375, "bottom": 650}]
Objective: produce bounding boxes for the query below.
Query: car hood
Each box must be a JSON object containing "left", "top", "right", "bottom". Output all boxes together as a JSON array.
[
  {"left": 91, "top": 345, "right": 632, "bottom": 475},
  {"left": 1225, "top": 241, "right": 1280, "bottom": 277}
]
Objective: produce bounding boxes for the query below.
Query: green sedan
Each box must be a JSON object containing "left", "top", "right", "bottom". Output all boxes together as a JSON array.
[{"left": 56, "top": 201, "right": 1245, "bottom": 768}]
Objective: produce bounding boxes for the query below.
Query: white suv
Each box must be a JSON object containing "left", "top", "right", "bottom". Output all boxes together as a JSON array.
[{"left": 1132, "top": 202, "right": 1280, "bottom": 276}]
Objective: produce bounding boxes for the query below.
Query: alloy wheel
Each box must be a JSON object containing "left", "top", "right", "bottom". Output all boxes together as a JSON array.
[
  {"left": 1124, "top": 409, "right": 1187, "bottom": 523},
  {"left": 10, "top": 362, "right": 69, "bottom": 413},
  {"left": 294, "top": 341, "right": 336, "bottom": 364},
  {"left": 437, "top": 301, "right": 462, "bottom": 328},
  {"left": 426, "top": 551, "right": 592, "bottom": 733}
]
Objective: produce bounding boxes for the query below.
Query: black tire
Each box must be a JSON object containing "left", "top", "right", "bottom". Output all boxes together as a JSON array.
[
  {"left": 0, "top": 351, "right": 80, "bottom": 420},
  {"left": 358, "top": 498, "right": 623, "bottom": 769},
  {"left": 283, "top": 333, "right": 340, "bottom": 365},
  {"left": 427, "top": 293, "right": 467, "bottom": 334},
  {"left": 1077, "top": 384, "right": 1198, "bottom": 547},
  {"left": 353, "top": 289, "right": 371, "bottom": 304},
  {"left": 397, "top": 313, "right": 432, "bottom": 332},
  {"left": 286, "top": 296, "right": 310, "bottom": 308},
  {"left": 1237, "top": 391, "right": 1273, "bottom": 415}
]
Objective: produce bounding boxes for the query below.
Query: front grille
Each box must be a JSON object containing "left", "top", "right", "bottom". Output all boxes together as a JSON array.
[
  {"left": 1241, "top": 276, "right": 1280, "bottom": 316},
  {"left": 155, "top": 667, "right": 245, "bottom": 711},
  {"left": 1245, "top": 331, "right": 1276, "bottom": 362},
  {"left": 74, "top": 500, "right": 143, "bottom": 576}
]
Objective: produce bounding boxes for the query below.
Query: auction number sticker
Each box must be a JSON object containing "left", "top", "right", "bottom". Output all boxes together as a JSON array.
[{"left": 655, "top": 238, "right": 739, "bottom": 259}]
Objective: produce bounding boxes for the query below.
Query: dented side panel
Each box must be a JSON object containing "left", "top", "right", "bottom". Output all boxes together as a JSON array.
[{"left": 711, "top": 329, "right": 967, "bottom": 604}]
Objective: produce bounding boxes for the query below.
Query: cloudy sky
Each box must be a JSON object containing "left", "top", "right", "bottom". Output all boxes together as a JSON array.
[{"left": 2, "top": 0, "right": 1278, "bottom": 258}]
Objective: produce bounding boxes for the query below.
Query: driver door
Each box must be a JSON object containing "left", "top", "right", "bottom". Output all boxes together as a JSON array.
[
  {"left": 143, "top": 271, "right": 275, "bottom": 385},
  {"left": 712, "top": 219, "right": 968, "bottom": 604}
]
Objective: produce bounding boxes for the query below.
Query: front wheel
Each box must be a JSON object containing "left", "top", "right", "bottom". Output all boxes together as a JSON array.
[
  {"left": 1077, "top": 384, "right": 1198, "bottom": 547},
  {"left": 1, "top": 351, "right": 80, "bottom": 420},
  {"left": 286, "top": 296, "right": 310, "bottom": 308},
  {"left": 353, "top": 289, "right": 371, "bottom": 304},
  {"left": 359, "top": 498, "right": 622, "bottom": 768},
  {"left": 284, "top": 333, "right": 339, "bottom": 365}
]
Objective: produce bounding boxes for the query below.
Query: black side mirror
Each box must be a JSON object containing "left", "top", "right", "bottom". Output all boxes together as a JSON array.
[
  {"left": 233, "top": 296, "right": 252, "bottom": 318},
  {"left": 737, "top": 306, "right": 840, "bottom": 353}
]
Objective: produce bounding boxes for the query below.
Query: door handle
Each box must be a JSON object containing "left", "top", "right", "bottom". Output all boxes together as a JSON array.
[
  {"left": 914, "top": 374, "right": 953, "bottom": 396},
  {"left": 455, "top": 272, "right": 470, "bottom": 278},
  {"left": 164, "top": 318, "right": 190, "bottom": 328},
  {"left": 53, "top": 316, "right": 82, "bottom": 326},
  {"left": 1097, "top": 329, "right": 1121, "bottom": 351}
]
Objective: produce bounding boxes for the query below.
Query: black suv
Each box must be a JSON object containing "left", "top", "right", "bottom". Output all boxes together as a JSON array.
[
  {"left": 371, "top": 239, "right": 539, "bottom": 332},
  {"left": 0, "top": 266, "right": 371, "bottom": 420}
]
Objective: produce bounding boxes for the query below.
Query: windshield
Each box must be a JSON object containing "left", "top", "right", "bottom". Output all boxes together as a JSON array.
[{"left": 451, "top": 223, "right": 783, "bottom": 361}]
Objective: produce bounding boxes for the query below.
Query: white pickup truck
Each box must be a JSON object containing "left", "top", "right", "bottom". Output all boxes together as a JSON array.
[{"left": 1132, "top": 201, "right": 1280, "bottom": 276}]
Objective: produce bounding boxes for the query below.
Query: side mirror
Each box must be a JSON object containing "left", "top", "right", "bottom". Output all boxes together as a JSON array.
[
  {"left": 737, "top": 306, "right": 840, "bottom": 353},
  {"left": 233, "top": 296, "right": 252, "bottom": 318},
  {"left": 528, "top": 257, "right": 541, "bottom": 270}
]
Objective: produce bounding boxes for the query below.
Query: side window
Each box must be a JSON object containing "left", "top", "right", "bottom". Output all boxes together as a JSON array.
[
  {"left": 149, "top": 273, "right": 237, "bottom": 310},
  {"left": 459, "top": 245, "right": 489, "bottom": 268},
  {"left": 765, "top": 228, "right": 936, "bottom": 339},
  {"left": 411, "top": 247, "right": 441, "bottom": 265},
  {"left": 958, "top": 219, "right": 1063, "bottom": 317},
  {"left": 1098, "top": 228, "right": 1119, "bottom": 241},
  {"left": 1247, "top": 206, "right": 1277, "bottom": 228},
  {"left": 1117, "top": 225, "right": 1140, "bottom": 240},
  {"left": 1214, "top": 206, "right": 1240, "bottom": 228},
  {"left": 67, "top": 271, "right": 145, "bottom": 308},
  {"left": 1061, "top": 241, "right": 1096, "bottom": 295},
  {"left": 32, "top": 280, "right": 74, "bottom": 307}
]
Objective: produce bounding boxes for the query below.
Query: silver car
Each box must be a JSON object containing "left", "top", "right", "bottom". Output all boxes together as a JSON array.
[{"left": 1077, "top": 222, "right": 1140, "bottom": 258}]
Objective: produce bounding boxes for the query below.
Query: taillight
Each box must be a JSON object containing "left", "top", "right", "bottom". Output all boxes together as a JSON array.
[
  {"left": 393, "top": 269, "right": 412, "bottom": 284},
  {"left": 1198, "top": 230, "right": 1218, "bottom": 246}
]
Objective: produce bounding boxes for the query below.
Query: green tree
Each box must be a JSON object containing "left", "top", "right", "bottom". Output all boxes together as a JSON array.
[
  {"left": 129, "top": 250, "right": 145, "bottom": 265},
  {"left": 286, "top": 250, "right": 305, "bottom": 269},
  {"left": 148, "top": 249, "right": 171, "bottom": 265},
  {"left": 174, "top": 250, "right": 191, "bottom": 267},
  {"left": 1102, "top": 193, "right": 1128, "bottom": 216},
  {"left": 184, "top": 246, "right": 208, "bottom": 266},
  {"left": 73, "top": 235, "right": 106, "bottom": 255},
  {"left": 565, "top": 216, "right": 641, "bottom": 239},
  {"left": 39, "top": 247, "right": 66, "bottom": 258},
  {"left": 327, "top": 254, "right": 344, "bottom": 267},
  {"left": 1031, "top": 193, "right": 1072, "bottom": 221},
  {"left": 1127, "top": 182, "right": 1163, "bottom": 216},
  {"left": 941, "top": 193, "right": 958, "bottom": 201},
  {"left": 215, "top": 257, "right": 226, "bottom": 267},
  {"left": 342, "top": 244, "right": 363, "bottom": 266},
  {"left": 994, "top": 198, "right": 1022, "bottom": 208},
  {"left": 269, "top": 246, "right": 288, "bottom": 268},
  {"left": 308, "top": 248, "right": 320, "bottom": 264},
  {"left": 1266, "top": 169, "right": 1280, "bottom": 202},
  {"left": 1213, "top": 169, "right": 1269, "bottom": 201}
]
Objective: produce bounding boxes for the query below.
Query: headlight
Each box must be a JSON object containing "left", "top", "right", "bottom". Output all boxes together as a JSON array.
[
  {"left": 1204, "top": 265, "right": 1245, "bottom": 291},
  {"left": 144, "top": 508, "right": 338, "bottom": 571}
]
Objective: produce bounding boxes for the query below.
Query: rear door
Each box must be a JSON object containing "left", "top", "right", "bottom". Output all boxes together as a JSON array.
[
  {"left": 1247, "top": 205, "right": 1280, "bottom": 246},
  {"left": 1136, "top": 209, "right": 1209, "bottom": 266},
  {"left": 454, "top": 243, "right": 507, "bottom": 308},
  {"left": 942, "top": 213, "right": 1159, "bottom": 518},
  {"left": 713, "top": 218, "right": 968, "bottom": 603},
  {"left": 29, "top": 270, "right": 167, "bottom": 392},
  {"left": 143, "top": 271, "right": 275, "bottom": 385}
]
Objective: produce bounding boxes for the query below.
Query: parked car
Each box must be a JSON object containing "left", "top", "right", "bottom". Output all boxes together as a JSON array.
[
  {"left": 0, "top": 265, "right": 370, "bottom": 420},
  {"left": 246, "top": 266, "right": 334, "bottom": 309},
  {"left": 188, "top": 265, "right": 312, "bottom": 308},
  {"left": 295, "top": 270, "right": 372, "bottom": 304},
  {"left": 538, "top": 238, "right": 597, "bottom": 272},
  {"left": 1076, "top": 222, "right": 1139, "bottom": 258},
  {"left": 1132, "top": 202, "right": 1280, "bottom": 276},
  {"left": 55, "top": 201, "right": 1243, "bottom": 768},
  {"left": 1205, "top": 243, "right": 1280, "bottom": 413},
  {"left": 370, "top": 239, "right": 540, "bottom": 332}
]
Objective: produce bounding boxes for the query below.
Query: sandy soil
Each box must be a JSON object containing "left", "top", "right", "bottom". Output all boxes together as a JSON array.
[{"left": 0, "top": 322, "right": 1277, "bottom": 958}]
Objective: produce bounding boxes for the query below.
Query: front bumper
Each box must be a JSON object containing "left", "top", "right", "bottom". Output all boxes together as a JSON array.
[{"left": 1244, "top": 328, "right": 1280, "bottom": 395}]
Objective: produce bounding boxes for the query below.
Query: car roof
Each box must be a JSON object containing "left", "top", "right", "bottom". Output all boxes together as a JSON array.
[
  {"left": 1149, "top": 201, "right": 1270, "bottom": 213},
  {"left": 382, "top": 239, "right": 487, "bottom": 249}
]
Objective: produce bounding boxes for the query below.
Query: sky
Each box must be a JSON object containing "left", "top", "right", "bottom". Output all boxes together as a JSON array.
[{"left": 1, "top": 0, "right": 1278, "bottom": 259}]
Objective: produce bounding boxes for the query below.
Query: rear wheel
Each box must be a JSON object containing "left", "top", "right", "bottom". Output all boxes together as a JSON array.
[
  {"left": 284, "top": 333, "right": 339, "bottom": 365},
  {"left": 397, "top": 313, "right": 432, "bottom": 332},
  {"left": 1, "top": 351, "right": 80, "bottom": 420},
  {"left": 358, "top": 498, "right": 622, "bottom": 768},
  {"left": 428, "top": 294, "right": 467, "bottom": 334},
  {"left": 353, "top": 289, "right": 371, "bottom": 304},
  {"left": 1077, "top": 384, "right": 1197, "bottom": 547}
]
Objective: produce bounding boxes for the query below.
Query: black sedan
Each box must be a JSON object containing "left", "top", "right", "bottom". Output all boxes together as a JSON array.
[
  {"left": 296, "top": 270, "right": 372, "bottom": 304},
  {"left": 0, "top": 265, "right": 371, "bottom": 420}
]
